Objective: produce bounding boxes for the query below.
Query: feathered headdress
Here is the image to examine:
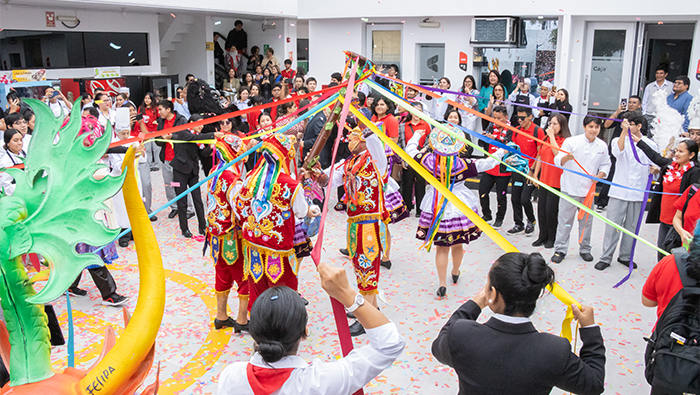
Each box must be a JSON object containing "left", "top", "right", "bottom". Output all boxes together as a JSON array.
[
  {"left": 651, "top": 89, "right": 684, "bottom": 156},
  {"left": 688, "top": 89, "right": 700, "bottom": 131}
]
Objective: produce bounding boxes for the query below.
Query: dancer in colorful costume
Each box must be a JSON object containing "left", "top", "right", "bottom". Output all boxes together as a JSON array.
[
  {"left": 406, "top": 126, "right": 504, "bottom": 298},
  {"left": 326, "top": 127, "right": 390, "bottom": 336},
  {"left": 206, "top": 134, "right": 252, "bottom": 332},
  {"left": 235, "top": 133, "right": 319, "bottom": 308}
]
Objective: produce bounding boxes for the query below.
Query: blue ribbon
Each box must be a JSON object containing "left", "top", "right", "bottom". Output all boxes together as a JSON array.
[{"left": 65, "top": 291, "right": 74, "bottom": 368}]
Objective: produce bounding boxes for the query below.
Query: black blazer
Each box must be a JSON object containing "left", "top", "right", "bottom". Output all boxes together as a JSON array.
[
  {"left": 432, "top": 300, "right": 605, "bottom": 395},
  {"left": 156, "top": 113, "right": 215, "bottom": 174},
  {"left": 637, "top": 140, "right": 700, "bottom": 224}
]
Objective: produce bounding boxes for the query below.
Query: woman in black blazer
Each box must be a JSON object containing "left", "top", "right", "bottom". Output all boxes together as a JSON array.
[
  {"left": 432, "top": 252, "right": 605, "bottom": 395},
  {"left": 634, "top": 136, "right": 700, "bottom": 259}
]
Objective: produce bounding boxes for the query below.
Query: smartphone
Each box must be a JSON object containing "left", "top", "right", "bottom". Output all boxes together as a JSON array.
[
  {"left": 52, "top": 91, "right": 60, "bottom": 98},
  {"left": 132, "top": 113, "right": 143, "bottom": 121},
  {"left": 620, "top": 98, "right": 628, "bottom": 110}
]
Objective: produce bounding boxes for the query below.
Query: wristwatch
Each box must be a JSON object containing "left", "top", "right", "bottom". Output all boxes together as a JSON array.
[{"left": 345, "top": 293, "right": 365, "bottom": 313}]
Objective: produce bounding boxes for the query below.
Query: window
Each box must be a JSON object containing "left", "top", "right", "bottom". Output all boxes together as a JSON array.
[{"left": 0, "top": 30, "right": 150, "bottom": 70}]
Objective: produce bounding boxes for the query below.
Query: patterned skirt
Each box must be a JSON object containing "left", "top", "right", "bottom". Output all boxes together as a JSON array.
[
  {"left": 416, "top": 213, "right": 482, "bottom": 247},
  {"left": 385, "top": 189, "right": 409, "bottom": 224},
  {"left": 76, "top": 242, "right": 119, "bottom": 269}
]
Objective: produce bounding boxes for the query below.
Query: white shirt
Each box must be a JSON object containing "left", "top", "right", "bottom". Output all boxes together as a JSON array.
[
  {"left": 217, "top": 322, "right": 405, "bottom": 395},
  {"left": 608, "top": 135, "right": 658, "bottom": 202},
  {"left": 554, "top": 134, "right": 611, "bottom": 197},
  {"left": 642, "top": 80, "right": 673, "bottom": 115},
  {"left": 47, "top": 100, "right": 69, "bottom": 118},
  {"left": 0, "top": 148, "right": 26, "bottom": 196}
]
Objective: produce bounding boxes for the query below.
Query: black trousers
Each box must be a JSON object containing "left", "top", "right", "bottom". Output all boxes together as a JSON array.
[
  {"left": 511, "top": 172, "right": 536, "bottom": 226},
  {"left": 657, "top": 222, "right": 673, "bottom": 261},
  {"left": 71, "top": 266, "right": 117, "bottom": 298},
  {"left": 536, "top": 187, "right": 560, "bottom": 244},
  {"left": 478, "top": 173, "right": 510, "bottom": 220},
  {"left": 595, "top": 156, "right": 616, "bottom": 207},
  {"left": 173, "top": 169, "right": 206, "bottom": 233},
  {"left": 401, "top": 165, "right": 426, "bottom": 212}
]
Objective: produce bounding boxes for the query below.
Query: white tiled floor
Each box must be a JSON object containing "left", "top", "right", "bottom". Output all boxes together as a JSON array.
[{"left": 50, "top": 171, "right": 660, "bottom": 394}]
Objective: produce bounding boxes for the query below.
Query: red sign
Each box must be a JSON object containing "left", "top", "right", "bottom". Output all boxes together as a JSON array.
[
  {"left": 696, "top": 59, "right": 700, "bottom": 81},
  {"left": 46, "top": 12, "right": 55, "bottom": 27},
  {"left": 459, "top": 51, "right": 468, "bottom": 71},
  {"left": 87, "top": 78, "right": 126, "bottom": 98}
]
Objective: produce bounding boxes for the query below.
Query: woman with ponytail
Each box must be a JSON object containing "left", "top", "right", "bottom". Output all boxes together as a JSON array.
[
  {"left": 217, "top": 262, "right": 405, "bottom": 395},
  {"left": 432, "top": 252, "right": 606, "bottom": 395}
]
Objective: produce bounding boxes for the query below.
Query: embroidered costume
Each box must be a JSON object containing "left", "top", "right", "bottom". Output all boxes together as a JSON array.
[
  {"left": 327, "top": 129, "right": 390, "bottom": 295},
  {"left": 383, "top": 145, "right": 409, "bottom": 223},
  {"left": 406, "top": 128, "right": 504, "bottom": 249},
  {"left": 206, "top": 135, "right": 250, "bottom": 300},
  {"left": 235, "top": 134, "right": 311, "bottom": 307}
]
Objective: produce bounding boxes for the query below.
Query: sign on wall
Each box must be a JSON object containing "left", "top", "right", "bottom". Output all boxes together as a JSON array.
[
  {"left": 46, "top": 12, "right": 55, "bottom": 27},
  {"left": 94, "top": 67, "right": 121, "bottom": 79},
  {"left": 12, "top": 69, "right": 46, "bottom": 82},
  {"left": 459, "top": 52, "right": 468, "bottom": 71},
  {"left": 696, "top": 59, "right": 700, "bottom": 81},
  {"left": 206, "top": 42, "right": 215, "bottom": 51}
]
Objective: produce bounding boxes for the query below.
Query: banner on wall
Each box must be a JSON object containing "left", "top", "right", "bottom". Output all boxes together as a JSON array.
[
  {"left": 94, "top": 67, "right": 121, "bottom": 79},
  {"left": 0, "top": 71, "right": 12, "bottom": 84},
  {"left": 87, "top": 78, "right": 126, "bottom": 97},
  {"left": 459, "top": 51, "right": 468, "bottom": 71},
  {"left": 12, "top": 69, "right": 46, "bottom": 82}
]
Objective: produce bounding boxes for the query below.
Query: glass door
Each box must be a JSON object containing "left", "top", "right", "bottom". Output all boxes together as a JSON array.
[
  {"left": 581, "top": 22, "right": 636, "bottom": 114},
  {"left": 366, "top": 24, "right": 402, "bottom": 74}
]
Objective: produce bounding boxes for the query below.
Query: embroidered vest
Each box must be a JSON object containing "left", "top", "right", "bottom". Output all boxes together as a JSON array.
[
  {"left": 343, "top": 151, "right": 389, "bottom": 224},
  {"left": 236, "top": 173, "right": 299, "bottom": 253},
  {"left": 206, "top": 168, "right": 242, "bottom": 237}
]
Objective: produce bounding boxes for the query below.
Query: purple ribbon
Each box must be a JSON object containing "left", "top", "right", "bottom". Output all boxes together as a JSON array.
[{"left": 613, "top": 131, "right": 651, "bottom": 288}]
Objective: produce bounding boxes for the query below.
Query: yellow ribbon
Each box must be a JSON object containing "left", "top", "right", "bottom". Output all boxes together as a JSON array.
[{"left": 348, "top": 103, "right": 581, "bottom": 340}]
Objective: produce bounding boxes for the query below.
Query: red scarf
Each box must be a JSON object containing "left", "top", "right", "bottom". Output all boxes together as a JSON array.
[
  {"left": 246, "top": 363, "right": 294, "bottom": 395},
  {"left": 663, "top": 161, "right": 694, "bottom": 184}
]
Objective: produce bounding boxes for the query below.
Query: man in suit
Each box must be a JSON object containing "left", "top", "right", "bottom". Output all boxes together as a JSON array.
[{"left": 156, "top": 101, "right": 223, "bottom": 237}]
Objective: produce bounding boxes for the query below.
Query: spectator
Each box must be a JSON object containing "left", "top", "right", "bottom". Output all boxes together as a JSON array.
[
  {"left": 261, "top": 47, "right": 279, "bottom": 71},
  {"left": 4, "top": 113, "right": 30, "bottom": 153},
  {"left": 305, "top": 76, "right": 318, "bottom": 92},
  {"left": 507, "top": 107, "right": 543, "bottom": 236},
  {"left": 253, "top": 65, "right": 264, "bottom": 84},
  {"left": 478, "top": 105, "right": 512, "bottom": 229},
  {"left": 225, "top": 20, "right": 247, "bottom": 56},
  {"left": 635, "top": 136, "right": 700, "bottom": 259},
  {"left": 667, "top": 76, "right": 693, "bottom": 132},
  {"left": 173, "top": 85, "right": 191, "bottom": 120},
  {"left": 79, "top": 93, "right": 93, "bottom": 110},
  {"left": 124, "top": 102, "right": 155, "bottom": 221},
  {"left": 234, "top": 87, "right": 251, "bottom": 123},
  {"left": 186, "top": 74, "right": 195, "bottom": 84},
  {"left": 241, "top": 72, "right": 254, "bottom": 91},
  {"left": 401, "top": 101, "right": 430, "bottom": 217},
  {"left": 484, "top": 83, "right": 511, "bottom": 121},
  {"left": 43, "top": 86, "right": 71, "bottom": 118},
  {"left": 139, "top": 92, "right": 161, "bottom": 171},
  {"left": 532, "top": 114, "right": 570, "bottom": 248},
  {"left": 23, "top": 110, "right": 35, "bottom": 135},
  {"left": 6, "top": 91, "right": 30, "bottom": 115},
  {"left": 217, "top": 263, "right": 405, "bottom": 395},
  {"left": 213, "top": 31, "right": 225, "bottom": 65},
  {"left": 456, "top": 75, "right": 479, "bottom": 132},
  {"left": 534, "top": 81, "right": 555, "bottom": 127},
  {"left": 94, "top": 93, "right": 116, "bottom": 131},
  {"left": 330, "top": 72, "right": 343, "bottom": 84},
  {"left": 596, "top": 113, "right": 658, "bottom": 270},
  {"left": 508, "top": 80, "right": 538, "bottom": 125},
  {"left": 281, "top": 59, "right": 296, "bottom": 88},
  {"left": 551, "top": 116, "right": 611, "bottom": 264},
  {"left": 268, "top": 83, "right": 283, "bottom": 120},
  {"left": 424, "top": 77, "right": 455, "bottom": 121},
  {"left": 371, "top": 97, "right": 398, "bottom": 144},
  {"left": 114, "top": 93, "right": 127, "bottom": 109},
  {"left": 292, "top": 75, "right": 305, "bottom": 93},
  {"left": 478, "top": 70, "right": 502, "bottom": 129},
  {"left": 432, "top": 251, "right": 605, "bottom": 395},
  {"left": 246, "top": 45, "right": 262, "bottom": 73},
  {"left": 642, "top": 64, "right": 673, "bottom": 124},
  {"left": 548, "top": 89, "right": 573, "bottom": 122},
  {"left": 0, "top": 129, "right": 25, "bottom": 195},
  {"left": 596, "top": 95, "right": 643, "bottom": 212},
  {"left": 223, "top": 68, "right": 240, "bottom": 95}
]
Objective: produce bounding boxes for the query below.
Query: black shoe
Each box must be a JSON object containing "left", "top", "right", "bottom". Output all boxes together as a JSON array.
[
  {"left": 68, "top": 286, "right": 87, "bottom": 297},
  {"left": 182, "top": 230, "right": 193, "bottom": 238},
  {"left": 339, "top": 248, "right": 350, "bottom": 257},
  {"left": 199, "top": 227, "right": 206, "bottom": 236},
  {"left": 214, "top": 317, "right": 236, "bottom": 329},
  {"left": 493, "top": 219, "right": 504, "bottom": 229},
  {"left": 380, "top": 260, "right": 392, "bottom": 269},
  {"left": 349, "top": 320, "right": 366, "bottom": 337},
  {"left": 436, "top": 286, "right": 447, "bottom": 298},
  {"left": 507, "top": 225, "right": 524, "bottom": 235},
  {"left": 168, "top": 210, "right": 178, "bottom": 219},
  {"left": 532, "top": 238, "right": 545, "bottom": 247},
  {"left": 594, "top": 261, "right": 610, "bottom": 271},
  {"left": 579, "top": 252, "right": 594, "bottom": 262},
  {"left": 118, "top": 238, "right": 129, "bottom": 247},
  {"left": 187, "top": 212, "right": 195, "bottom": 219},
  {"left": 525, "top": 221, "right": 535, "bottom": 235},
  {"left": 416, "top": 210, "right": 422, "bottom": 218},
  {"left": 544, "top": 241, "right": 555, "bottom": 249},
  {"left": 102, "top": 293, "right": 129, "bottom": 306},
  {"left": 481, "top": 214, "right": 493, "bottom": 223},
  {"left": 551, "top": 252, "right": 566, "bottom": 264},
  {"left": 595, "top": 205, "right": 606, "bottom": 213},
  {"left": 452, "top": 272, "right": 460, "bottom": 284},
  {"left": 617, "top": 258, "right": 638, "bottom": 269},
  {"left": 233, "top": 321, "right": 249, "bottom": 334},
  {"left": 150, "top": 215, "right": 158, "bottom": 222}
]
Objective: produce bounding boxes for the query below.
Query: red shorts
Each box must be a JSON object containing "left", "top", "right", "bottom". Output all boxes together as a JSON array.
[{"left": 213, "top": 234, "right": 249, "bottom": 296}]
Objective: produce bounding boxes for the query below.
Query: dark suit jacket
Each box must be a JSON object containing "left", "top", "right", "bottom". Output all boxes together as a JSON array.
[
  {"left": 156, "top": 113, "right": 215, "bottom": 174},
  {"left": 432, "top": 300, "right": 605, "bottom": 395},
  {"left": 637, "top": 139, "right": 700, "bottom": 223}
]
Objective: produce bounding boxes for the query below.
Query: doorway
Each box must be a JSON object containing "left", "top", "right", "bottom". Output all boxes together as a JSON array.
[
  {"left": 639, "top": 23, "right": 695, "bottom": 91},
  {"left": 417, "top": 44, "right": 445, "bottom": 85},
  {"left": 366, "top": 24, "right": 402, "bottom": 73}
]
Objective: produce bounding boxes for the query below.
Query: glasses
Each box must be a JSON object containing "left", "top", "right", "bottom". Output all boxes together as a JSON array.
[
  {"left": 219, "top": 120, "right": 231, "bottom": 125},
  {"left": 516, "top": 116, "right": 528, "bottom": 121}
]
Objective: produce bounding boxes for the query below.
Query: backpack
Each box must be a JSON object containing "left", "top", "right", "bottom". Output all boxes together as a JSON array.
[{"left": 644, "top": 247, "right": 700, "bottom": 394}]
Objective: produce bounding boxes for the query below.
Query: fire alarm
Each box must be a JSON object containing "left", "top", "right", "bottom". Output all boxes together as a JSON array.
[{"left": 287, "top": 37, "right": 291, "bottom": 43}]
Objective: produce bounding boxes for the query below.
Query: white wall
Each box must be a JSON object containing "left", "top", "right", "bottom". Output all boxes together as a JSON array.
[
  {"left": 300, "top": 0, "right": 700, "bottom": 19},
  {"left": 161, "top": 15, "right": 209, "bottom": 85},
  {"left": 308, "top": 18, "right": 364, "bottom": 82},
  {"left": 0, "top": 5, "right": 161, "bottom": 79},
  {"left": 214, "top": 17, "right": 288, "bottom": 68}
]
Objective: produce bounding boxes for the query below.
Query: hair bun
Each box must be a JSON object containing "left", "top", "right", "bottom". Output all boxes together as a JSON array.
[
  {"left": 521, "top": 252, "right": 555, "bottom": 288},
  {"left": 256, "top": 340, "right": 286, "bottom": 363}
]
